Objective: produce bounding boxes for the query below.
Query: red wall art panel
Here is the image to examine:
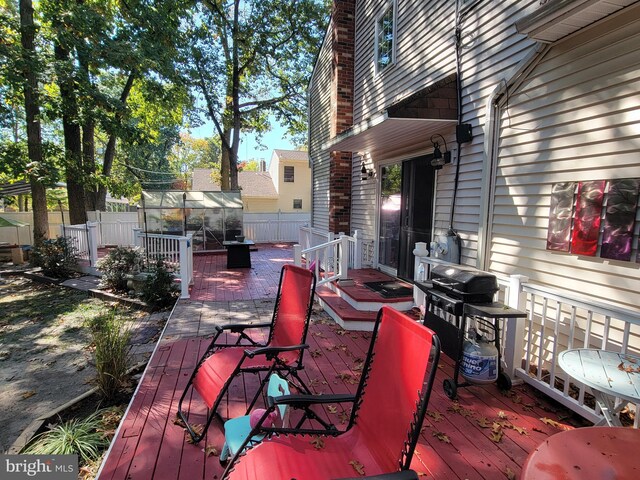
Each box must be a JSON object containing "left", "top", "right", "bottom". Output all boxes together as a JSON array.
[
  {"left": 571, "top": 180, "right": 606, "bottom": 256},
  {"left": 546, "top": 182, "right": 575, "bottom": 252},
  {"left": 601, "top": 178, "right": 639, "bottom": 262}
]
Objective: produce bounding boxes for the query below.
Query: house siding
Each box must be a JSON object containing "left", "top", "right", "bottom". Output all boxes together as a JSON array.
[
  {"left": 348, "top": 0, "right": 537, "bottom": 266},
  {"left": 309, "top": 25, "right": 333, "bottom": 231},
  {"left": 489, "top": 6, "right": 640, "bottom": 311}
]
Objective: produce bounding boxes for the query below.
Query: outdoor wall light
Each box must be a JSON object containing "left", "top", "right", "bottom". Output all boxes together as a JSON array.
[
  {"left": 430, "top": 134, "right": 452, "bottom": 170},
  {"left": 361, "top": 161, "right": 374, "bottom": 181}
]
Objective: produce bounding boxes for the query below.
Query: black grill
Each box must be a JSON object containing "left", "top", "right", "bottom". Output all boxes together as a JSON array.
[{"left": 430, "top": 264, "right": 498, "bottom": 304}]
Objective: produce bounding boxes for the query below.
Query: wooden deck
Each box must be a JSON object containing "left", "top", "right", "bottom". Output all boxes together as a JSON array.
[
  {"left": 98, "top": 304, "right": 580, "bottom": 479},
  {"left": 189, "top": 243, "right": 295, "bottom": 301}
]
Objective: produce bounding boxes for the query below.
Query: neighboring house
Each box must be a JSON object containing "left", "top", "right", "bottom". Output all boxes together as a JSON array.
[
  {"left": 309, "top": 0, "right": 640, "bottom": 313},
  {"left": 191, "top": 149, "right": 312, "bottom": 213},
  {"left": 268, "top": 149, "right": 312, "bottom": 213}
]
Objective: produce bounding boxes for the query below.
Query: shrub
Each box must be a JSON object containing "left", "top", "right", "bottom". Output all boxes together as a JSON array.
[
  {"left": 141, "top": 259, "right": 180, "bottom": 310},
  {"left": 30, "top": 236, "right": 78, "bottom": 278},
  {"left": 97, "top": 246, "right": 145, "bottom": 293},
  {"left": 89, "top": 309, "right": 131, "bottom": 401},
  {"left": 22, "top": 410, "right": 109, "bottom": 463}
]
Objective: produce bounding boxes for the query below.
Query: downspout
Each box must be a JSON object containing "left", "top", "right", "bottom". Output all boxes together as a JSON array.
[
  {"left": 444, "top": 0, "right": 465, "bottom": 264},
  {"left": 477, "top": 43, "right": 552, "bottom": 269}
]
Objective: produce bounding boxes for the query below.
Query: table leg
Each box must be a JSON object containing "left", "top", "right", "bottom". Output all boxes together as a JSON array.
[{"left": 592, "top": 390, "right": 624, "bottom": 427}]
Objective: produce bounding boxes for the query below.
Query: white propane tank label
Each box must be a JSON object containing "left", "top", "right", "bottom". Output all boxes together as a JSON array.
[{"left": 461, "top": 340, "right": 498, "bottom": 384}]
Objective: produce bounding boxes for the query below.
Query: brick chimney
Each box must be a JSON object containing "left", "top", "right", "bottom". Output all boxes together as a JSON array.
[{"left": 329, "top": 0, "right": 355, "bottom": 234}]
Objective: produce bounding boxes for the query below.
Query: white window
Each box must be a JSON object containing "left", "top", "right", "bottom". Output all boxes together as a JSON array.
[
  {"left": 375, "top": 2, "right": 397, "bottom": 74},
  {"left": 293, "top": 199, "right": 302, "bottom": 209}
]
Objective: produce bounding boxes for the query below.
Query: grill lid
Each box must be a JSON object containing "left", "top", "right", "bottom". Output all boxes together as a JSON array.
[{"left": 431, "top": 265, "right": 498, "bottom": 298}]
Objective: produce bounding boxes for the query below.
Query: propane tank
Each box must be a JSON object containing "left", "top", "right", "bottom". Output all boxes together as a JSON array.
[{"left": 461, "top": 328, "right": 498, "bottom": 384}]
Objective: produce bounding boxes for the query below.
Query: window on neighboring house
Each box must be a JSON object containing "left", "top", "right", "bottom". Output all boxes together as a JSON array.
[
  {"left": 293, "top": 199, "right": 302, "bottom": 209},
  {"left": 284, "top": 166, "right": 294, "bottom": 182},
  {"left": 375, "top": 2, "right": 396, "bottom": 73}
]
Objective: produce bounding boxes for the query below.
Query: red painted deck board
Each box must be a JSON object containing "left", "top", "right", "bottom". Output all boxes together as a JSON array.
[
  {"left": 99, "top": 323, "right": 577, "bottom": 480},
  {"left": 98, "top": 244, "right": 583, "bottom": 480}
]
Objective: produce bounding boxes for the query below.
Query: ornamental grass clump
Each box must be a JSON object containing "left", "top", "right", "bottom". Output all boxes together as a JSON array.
[
  {"left": 89, "top": 309, "right": 131, "bottom": 401},
  {"left": 22, "top": 410, "right": 109, "bottom": 464}
]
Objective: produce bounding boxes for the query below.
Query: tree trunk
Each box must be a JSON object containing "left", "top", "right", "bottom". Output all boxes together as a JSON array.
[
  {"left": 19, "top": 0, "right": 49, "bottom": 244},
  {"left": 54, "top": 43, "right": 87, "bottom": 225},
  {"left": 96, "top": 71, "right": 136, "bottom": 211},
  {"left": 220, "top": 128, "right": 231, "bottom": 191},
  {"left": 229, "top": 0, "right": 240, "bottom": 191}
]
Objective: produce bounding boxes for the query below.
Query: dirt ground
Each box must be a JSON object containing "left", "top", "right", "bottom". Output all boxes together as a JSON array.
[{"left": 0, "top": 273, "right": 167, "bottom": 453}]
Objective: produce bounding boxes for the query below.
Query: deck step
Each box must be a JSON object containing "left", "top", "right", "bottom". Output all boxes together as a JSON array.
[{"left": 316, "top": 286, "right": 378, "bottom": 331}]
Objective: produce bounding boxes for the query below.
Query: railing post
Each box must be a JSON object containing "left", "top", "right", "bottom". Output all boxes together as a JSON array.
[
  {"left": 187, "top": 233, "right": 193, "bottom": 285},
  {"left": 87, "top": 222, "right": 99, "bottom": 267},
  {"left": 133, "top": 228, "right": 141, "bottom": 248},
  {"left": 412, "top": 242, "right": 429, "bottom": 308},
  {"left": 503, "top": 274, "right": 529, "bottom": 380},
  {"left": 339, "top": 235, "right": 350, "bottom": 280},
  {"left": 178, "top": 237, "right": 190, "bottom": 299},
  {"left": 293, "top": 244, "right": 302, "bottom": 266},
  {"left": 353, "top": 229, "right": 362, "bottom": 269}
]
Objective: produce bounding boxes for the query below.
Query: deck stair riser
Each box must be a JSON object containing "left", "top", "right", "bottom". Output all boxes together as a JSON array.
[{"left": 315, "top": 269, "right": 415, "bottom": 331}]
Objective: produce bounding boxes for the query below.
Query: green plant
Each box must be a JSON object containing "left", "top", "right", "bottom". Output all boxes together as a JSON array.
[
  {"left": 30, "top": 236, "right": 79, "bottom": 278},
  {"left": 97, "top": 246, "right": 145, "bottom": 292},
  {"left": 22, "top": 410, "right": 109, "bottom": 463},
  {"left": 141, "top": 259, "right": 180, "bottom": 310},
  {"left": 89, "top": 309, "right": 131, "bottom": 400}
]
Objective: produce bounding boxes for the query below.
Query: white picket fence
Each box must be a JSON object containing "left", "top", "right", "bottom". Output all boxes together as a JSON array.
[{"left": 243, "top": 212, "right": 310, "bottom": 243}]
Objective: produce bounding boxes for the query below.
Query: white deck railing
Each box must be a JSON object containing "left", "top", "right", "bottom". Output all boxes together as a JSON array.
[
  {"left": 513, "top": 280, "right": 640, "bottom": 427},
  {"left": 60, "top": 222, "right": 99, "bottom": 272},
  {"left": 413, "top": 242, "right": 640, "bottom": 426},
  {"left": 97, "top": 221, "right": 138, "bottom": 247},
  {"left": 294, "top": 229, "right": 372, "bottom": 286},
  {"left": 133, "top": 229, "right": 193, "bottom": 299}
]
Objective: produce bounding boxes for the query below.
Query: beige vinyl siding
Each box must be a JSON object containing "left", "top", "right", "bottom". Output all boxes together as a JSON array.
[
  {"left": 350, "top": 153, "right": 377, "bottom": 239},
  {"left": 353, "top": 0, "right": 456, "bottom": 124},
  {"left": 489, "top": 6, "right": 640, "bottom": 311},
  {"left": 440, "top": 1, "right": 537, "bottom": 266},
  {"left": 350, "top": 0, "right": 536, "bottom": 265},
  {"left": 309, "top": 27, "right": 333, "bottom": 231}
]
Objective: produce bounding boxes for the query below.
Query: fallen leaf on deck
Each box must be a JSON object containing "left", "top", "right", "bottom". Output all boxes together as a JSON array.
[
  {"left": 349, "top": 460, "right": 365, "bottom": 476},
  {"left": 511, "top": 425, "right": 528, "bottom": 435},
  {"left": 477, "top": 417, "right": 492, "bottom": 428},
  {"left": 505, "top": 467, "right": 516, "bottom": 480},
  {"left": 540, "top": 417, "right": 562, "bottom": 428},
  {"left": 490, "top": 430, "right": 503, "bottom": 443},
  {"left": 432, "top": 431, "right": 451, "bottom": 444},
  {"left": 311, "top": 436, "right": 325, "bottom": 450},
  {"left": 498, "top": 411, "right": 508, "bottom": 419},
  {"left": 339, "top": 411, "right": 350, "bottom": 424},
  {"left": 310, "top": 349, "right": 323, "bottom": 358},
  {"left": 350, "top": 334, "right": 359, "bottom": 339},
  {"left": 447, "top": 403, "right": 463, "bottom": 414},
  {"left": 491, "top": 423, "right": 502, "bottom": 434},
  {"left": 185, "top": 424, "right": 205, "bottom": 444},
  {"left": 512, "top": 395, "right": 522, "bottom": 404},
  {"left": 312, "top": 332, "right": 326, "bottom": 338},
  {"left": 521, "top": 403, "right": 535, "bottom": 412},
  {"left": 203, "top": 445, "right": 218, "bottom": 457},
  {"left": 336, "top": 329, "right": 347, "bottom": 336},
  {"left": 173, "top": 414, "right": 187, "bottom": 428},
  {"left": 309, "top": 378, "right": 320, "bottom": 387},
  {"left": 427, "top": 410, "right": 444, "bottom": 422},
  {"left": 21, "top": 390, "right": 36, "bottom": 400},
  {"left": 327, "top": 405, "right": 338, "bottom": 414},
  {"left": 326, "top": 346, "right": 337, "bottom": 352}
]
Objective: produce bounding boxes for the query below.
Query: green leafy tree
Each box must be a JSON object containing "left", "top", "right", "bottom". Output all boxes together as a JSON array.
[{"left": 186, "top": 0, "right": 328, "bottom": 190}]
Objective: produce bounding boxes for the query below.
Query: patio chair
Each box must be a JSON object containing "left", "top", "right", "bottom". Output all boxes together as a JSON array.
[
  {"left": 177, "top": 264, "right": 316, "bottom": 444},
  {"left": 222, "top": 305, "right": 441, "bottom": 480}
]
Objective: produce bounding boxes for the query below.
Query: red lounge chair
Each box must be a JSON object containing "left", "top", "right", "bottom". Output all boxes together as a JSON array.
[
  {"left": 177, "top": 264, "right": 316, "bottom": 443},
  {"left": 222, "top": 306, "right": 441, "bottom": 480}
]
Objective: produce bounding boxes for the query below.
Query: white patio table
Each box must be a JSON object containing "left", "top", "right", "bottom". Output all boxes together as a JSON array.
[{"left": 558, "top": 348, "right": 640, "bottom": 427}]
